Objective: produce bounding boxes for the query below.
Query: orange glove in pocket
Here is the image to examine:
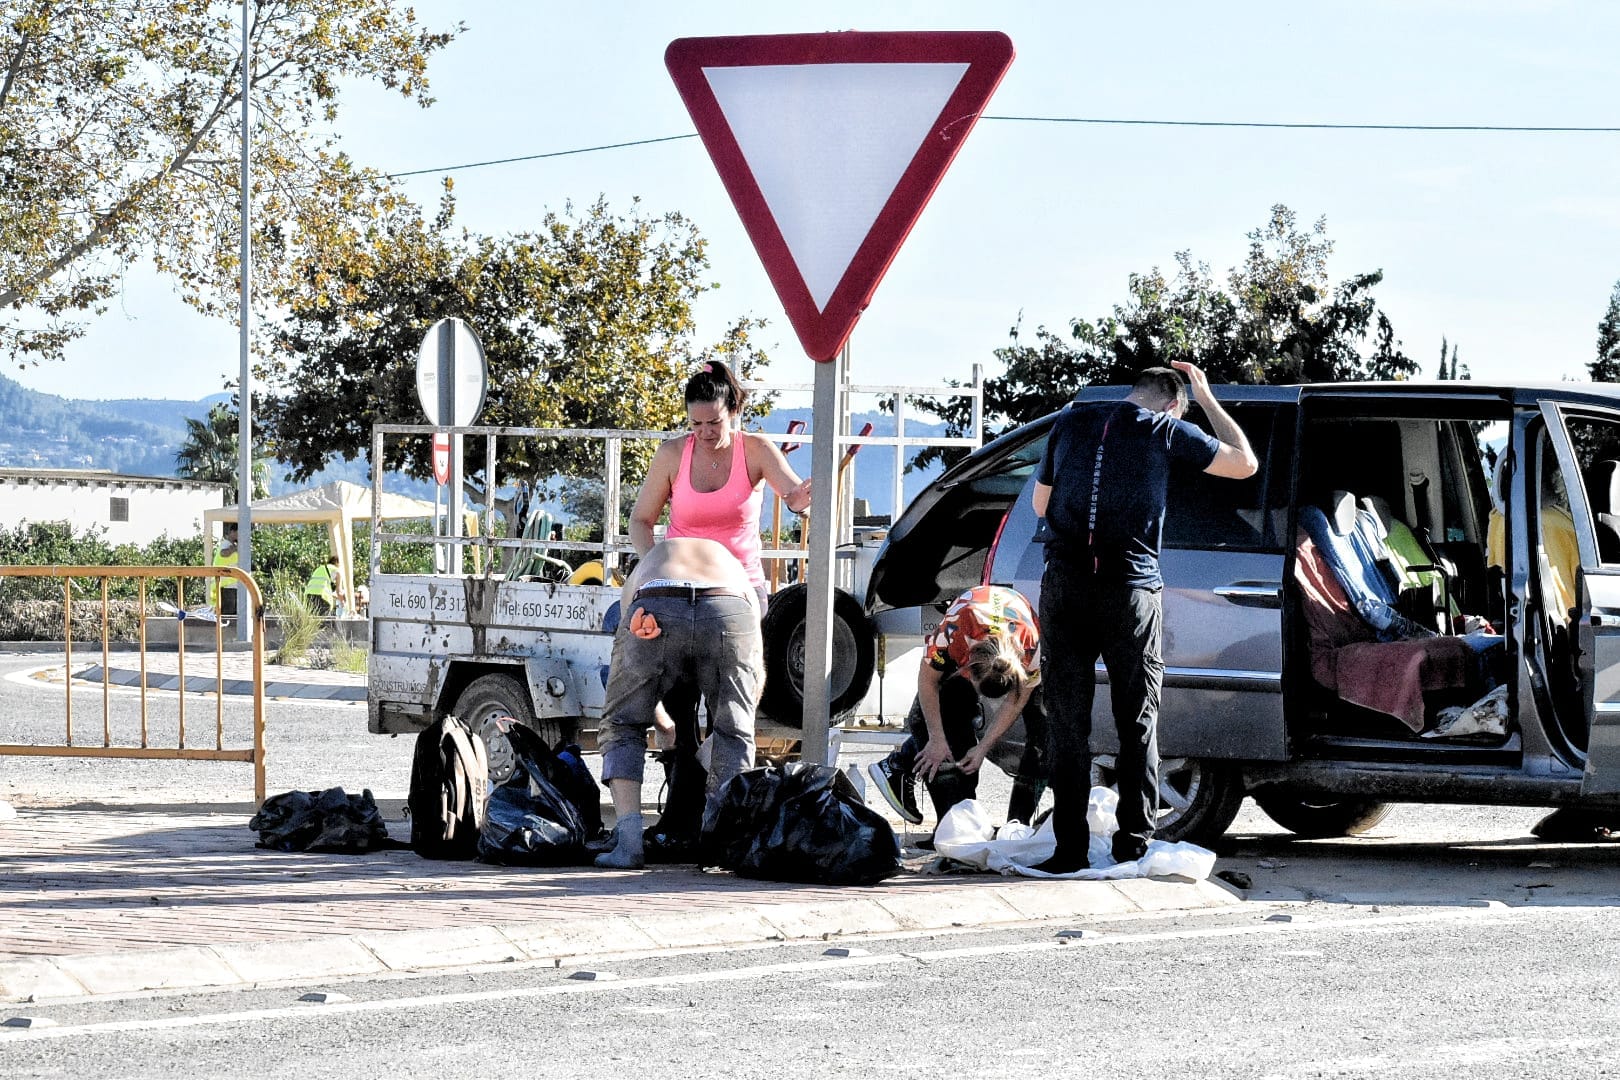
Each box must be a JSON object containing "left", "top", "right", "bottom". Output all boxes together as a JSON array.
[{"left": 629, "top": 607, "right": 661, "bottom": 639}]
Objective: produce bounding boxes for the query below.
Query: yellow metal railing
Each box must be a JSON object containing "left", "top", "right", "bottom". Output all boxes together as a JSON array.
[{"left": 0, "top": 565, "right": 268, "bottom": 802}]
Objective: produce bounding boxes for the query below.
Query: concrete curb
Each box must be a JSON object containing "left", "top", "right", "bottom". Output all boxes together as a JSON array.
[
  {"left": 72, "top": 664, "right": 366, "bottom": 702},
  {"left": 0, "top": 876, "right": 1239, "bottom": 1004}
]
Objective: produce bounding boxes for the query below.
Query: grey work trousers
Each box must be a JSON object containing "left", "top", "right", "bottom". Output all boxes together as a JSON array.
[{"left": 598, "top": 591, "right": 762, "bottom": 816}]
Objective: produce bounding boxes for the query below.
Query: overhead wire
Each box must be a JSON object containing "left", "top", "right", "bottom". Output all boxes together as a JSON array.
[{"left": 378, "top": 114, "right": 1620, "bottom": 181}]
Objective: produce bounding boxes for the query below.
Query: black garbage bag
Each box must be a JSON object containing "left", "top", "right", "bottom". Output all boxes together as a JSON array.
[
  {"left": 249, "top": 787, "right": 393, "bottom": 853},
  {"left": 478, "top": 722, "right": 604, "bottom": 865},
  {"left": 701, "top": 763, "right": 900, "bottom": 886}
]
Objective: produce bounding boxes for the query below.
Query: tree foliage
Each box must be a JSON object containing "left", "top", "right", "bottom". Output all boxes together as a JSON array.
[
  {"left": 259, "top": 192, "right": 770, "bottom": 510},
  {"left": 174, "top": 401, "right": 269, "bottom": 502},
  {"left": 1593, "top": 280, "right": 1620, "bottom": 382},
  {"left": 1, "top": 0, "right": 457, "bottom": 367},
  {"left": 910, "top": 206, "right": 1420, "bottom": 469}
]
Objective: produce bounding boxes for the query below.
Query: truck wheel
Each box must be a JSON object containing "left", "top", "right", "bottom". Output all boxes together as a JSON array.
[
  {"left": 452, "top": 673, "right": 561, "bottom": 784},
  {"left": 1093, "top": 755, "right": 1245, "bottom": 847},
  {"left": 1253, "top": 788, "right": 1392, "bottom": 838},
  {"left": 759, "top": 584, "right": 876, "bottom": 726}
]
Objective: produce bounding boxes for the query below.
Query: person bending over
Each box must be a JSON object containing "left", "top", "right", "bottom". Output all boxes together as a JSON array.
[
  {"left": 594, "top": 537, "right": 764, "bottom": 870},
  {"left": 866, "top": 585, "right": 1046, "bottom": 836}
]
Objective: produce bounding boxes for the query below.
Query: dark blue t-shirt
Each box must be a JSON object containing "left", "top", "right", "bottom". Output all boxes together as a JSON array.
[{"left": 1036, "top": 401, "right": 1222, "bottom": 588}]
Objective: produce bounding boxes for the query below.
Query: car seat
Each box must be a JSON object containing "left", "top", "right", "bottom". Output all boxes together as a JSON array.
[{"left": 1296, "top": 494, "right": 1501, "bottom": 734}]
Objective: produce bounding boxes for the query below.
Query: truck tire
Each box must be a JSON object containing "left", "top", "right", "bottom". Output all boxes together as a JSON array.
[
  {"left": 1094, "top": 755, "right": 1245, "bottom": 847},
  {"left": 759, "top": 584, "right": 876, "bottom": 726},
  {"left": 1253, "top": 788, "right": 1392, "bottom": 838},
  {"left": 452, "top": 672, "right": 561, "bottom": 784}
]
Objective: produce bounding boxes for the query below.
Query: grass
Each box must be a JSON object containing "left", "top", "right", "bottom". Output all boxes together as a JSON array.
[
  {"left": 269, "top": 582, "right": 321, "bottom": 666},
  {"left": 331, "top": 636, "right": 369, "bottom": 674}
]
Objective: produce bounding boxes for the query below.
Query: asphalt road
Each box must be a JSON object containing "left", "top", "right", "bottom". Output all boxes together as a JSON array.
[
  {"left": 1, "top": 901, "right": 1613, "bottom": 1079},
  {"left": 0, "top": 651, "right": 412, "bottom": 809}
]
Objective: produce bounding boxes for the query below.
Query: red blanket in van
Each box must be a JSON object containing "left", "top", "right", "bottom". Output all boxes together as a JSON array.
[{"left": 1295, "top": 531, "right": 1474, "bottom": 732}]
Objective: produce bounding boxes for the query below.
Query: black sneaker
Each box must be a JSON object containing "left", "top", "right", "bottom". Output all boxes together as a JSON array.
[{"left": 867, "top": 756, "right": 923, "bottom": 824}]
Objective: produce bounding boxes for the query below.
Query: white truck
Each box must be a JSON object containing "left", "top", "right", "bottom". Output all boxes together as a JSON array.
[{"left": 365, "top": 374, "right": 983, "bottom": 774}]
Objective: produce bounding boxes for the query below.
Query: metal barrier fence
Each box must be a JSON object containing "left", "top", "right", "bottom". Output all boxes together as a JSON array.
[{"left": 0, "top": 565, "right": 268, "bottom": 802}]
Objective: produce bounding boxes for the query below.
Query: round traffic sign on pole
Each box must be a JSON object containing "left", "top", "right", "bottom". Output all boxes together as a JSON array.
[{"left": 415, "top": 317, "right": 488, "bottom": 427}]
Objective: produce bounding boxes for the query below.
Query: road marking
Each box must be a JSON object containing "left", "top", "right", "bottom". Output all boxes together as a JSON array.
[
  {"left": 0, "top": 906, "right": 1521, "bottom": 1044},
  {"left": 1261, "top": 1035, "right": 1617, "bottom": 1078}
]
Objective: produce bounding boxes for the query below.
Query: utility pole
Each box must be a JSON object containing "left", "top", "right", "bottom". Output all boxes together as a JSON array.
[{"left": 235, "top": 0, "right": 254, "bottom": 643}]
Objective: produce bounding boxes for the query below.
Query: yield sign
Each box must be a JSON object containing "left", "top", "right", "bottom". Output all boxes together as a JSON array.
[{"left": 666, "top": 32, "right": 1014, "bottom": 361}]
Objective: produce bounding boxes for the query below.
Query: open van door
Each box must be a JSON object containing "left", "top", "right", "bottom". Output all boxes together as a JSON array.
[{"left": 1540, "top": 400, "right": 1620, "bottom": 795}]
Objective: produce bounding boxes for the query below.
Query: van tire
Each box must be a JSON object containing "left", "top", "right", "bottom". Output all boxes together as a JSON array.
[
  {"left": 759, "top": 584, "right": 876, "bottom": 726},
  {"left": 1095, "top": 756, "right": 1245, "bottom": 846},
  {"left": 452, "top": 673, "right": 561, "bottom": 784},
  {"left": 1253, "top": 789, "right": 1392, "bottom": 838}
]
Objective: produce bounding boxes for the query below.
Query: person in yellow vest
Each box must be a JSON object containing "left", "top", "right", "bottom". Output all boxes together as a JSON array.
[
  {"left": 209, "top": 524, "right": 239, "bottom": 615},
  {"left": 305, "top": 555, "right": 341, "bottom": 617}
]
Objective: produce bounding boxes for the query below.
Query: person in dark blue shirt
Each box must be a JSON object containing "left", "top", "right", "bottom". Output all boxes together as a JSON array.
[{"left": 1031, "top": 363, "right": 1257, "bottom": 873}]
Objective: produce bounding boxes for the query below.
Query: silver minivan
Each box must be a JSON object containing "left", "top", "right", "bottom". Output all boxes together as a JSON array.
[{"left": 867, "top": 382, "right": 1620, "bottom": 844}]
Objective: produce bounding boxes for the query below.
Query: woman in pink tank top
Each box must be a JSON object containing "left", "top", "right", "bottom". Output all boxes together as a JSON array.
[
  {"left": 626, "top": 363, "right": 813, "bottom": 862},
  {"left": 629, "top": 363, "right": 812, "bottom": 605}
]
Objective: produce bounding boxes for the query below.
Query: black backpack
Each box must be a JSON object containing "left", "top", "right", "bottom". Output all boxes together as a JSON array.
[{"left": 408, "top": 715, "right": 489, "bottom": 860}]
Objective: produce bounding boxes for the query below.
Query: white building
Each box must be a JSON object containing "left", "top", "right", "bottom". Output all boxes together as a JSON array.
[{"left": 0, "top": 469, "right": 226, "bottom": 546}]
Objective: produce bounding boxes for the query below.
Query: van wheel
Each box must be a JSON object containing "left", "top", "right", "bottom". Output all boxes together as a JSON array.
[
  {"left": 1094, "top": 756, "right": 1245, "bottom": 847},
  {"left": 1253, "top": 789, "right": 1392, "bottom": 838},
  {"left": 759, "top": 584, "right": 876, "bottom": 726},
  {"left": 452, "top": 673, "right": 561, "bottom": 784}
]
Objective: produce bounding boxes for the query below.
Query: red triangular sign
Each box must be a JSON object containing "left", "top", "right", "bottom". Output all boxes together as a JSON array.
[{"left": 666, "top": 32, "right": 1014, "bottom": 362}]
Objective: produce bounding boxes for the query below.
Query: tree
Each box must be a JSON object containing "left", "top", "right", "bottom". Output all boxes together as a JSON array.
[
  {"left": 1593, "top": 280, "right": 1620, "bottom": 382},
  {"left": 174, "top": 402, "right": 269, "bottom": 503},
  {"left": 909, "top": 205, "right": 1419, "bottom": 470},
  {"left": 1435, "top": 337, "right": 1468, "bottom": 381},
  {"left": 1, "top": 1, "right": 457, "bottom": 368},
  {"left": 258, "top": 193, "right": 770, "bottom": 535}
]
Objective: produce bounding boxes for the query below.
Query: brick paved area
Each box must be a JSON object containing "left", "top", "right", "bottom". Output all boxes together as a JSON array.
[{"left": 0, "top": 803, "right": 1239, "bottom": 1001}]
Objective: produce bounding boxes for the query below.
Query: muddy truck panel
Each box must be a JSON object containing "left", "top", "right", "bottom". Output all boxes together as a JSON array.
[{"left": 368, "top": 574, "right": 617, "bottom": 737}]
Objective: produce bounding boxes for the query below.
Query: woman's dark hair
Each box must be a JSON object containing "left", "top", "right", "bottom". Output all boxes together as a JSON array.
[
  {"left": 684, "top": 362, "right": 747, "bottom": 414},
  {"left": 965, "top": 634, "right": 1031, "bottom": 699}
]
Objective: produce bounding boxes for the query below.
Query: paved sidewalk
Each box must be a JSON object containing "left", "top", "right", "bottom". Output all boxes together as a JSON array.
[{"left": 0, "top": 803, "right": 1241, "bottom": 1004}]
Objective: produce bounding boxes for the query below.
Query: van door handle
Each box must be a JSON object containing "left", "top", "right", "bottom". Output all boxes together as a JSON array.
[{"left": 1213, "top": 582, "right": 1282, "bottom": 609}]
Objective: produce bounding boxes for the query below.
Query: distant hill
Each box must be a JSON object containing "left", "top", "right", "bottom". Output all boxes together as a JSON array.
[
  {"left": 763, "top": 407, "right": 948, "bottom": 521},
  {"left": 0, "top": 373, "right": 954, "bottom": 520},
  {"left": 0, "top": 373, "right": 204, "bottom": 476}
]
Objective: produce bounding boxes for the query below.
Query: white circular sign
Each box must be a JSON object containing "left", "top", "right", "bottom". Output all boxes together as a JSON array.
[{"left": 415, "top": 317, "right": 488, "bottom": 427}]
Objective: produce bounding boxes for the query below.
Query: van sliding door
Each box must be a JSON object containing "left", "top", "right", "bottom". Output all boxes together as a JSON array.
[
  {"left": 1151, "top": 401, "right": 1291, "bottom": 761},
  {"left": 1541, "top": 402, "right": 1620, "bottom": 793}
]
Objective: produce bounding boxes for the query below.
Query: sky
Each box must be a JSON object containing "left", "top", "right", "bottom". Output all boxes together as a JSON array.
[{"left": 13, "top": 0, "right": 1620, "bottom": 406}]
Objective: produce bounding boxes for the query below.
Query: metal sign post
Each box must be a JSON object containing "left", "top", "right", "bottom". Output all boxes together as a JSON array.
[
  {"left": 798, "top": 344, "right": 848, "bottom": 764},
  {"left": 416, "top": 318, "right": 488, "bottom": 573}
]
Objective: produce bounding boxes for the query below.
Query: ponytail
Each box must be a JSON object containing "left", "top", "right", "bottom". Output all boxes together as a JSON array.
[
  {"left": 684, "top": 361, "right": 747, "bottom": 414},
  {"left": 965, "top": 632, "right": 1032, "bottom": 698}
]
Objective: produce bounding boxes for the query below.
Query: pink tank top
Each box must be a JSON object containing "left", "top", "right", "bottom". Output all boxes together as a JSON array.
[{"left": 668, "top": 433, "right": 766, "bottom": 589}]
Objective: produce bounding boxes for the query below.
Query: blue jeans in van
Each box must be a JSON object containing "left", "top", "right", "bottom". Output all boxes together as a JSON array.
[{"left": 1039, "top": 557, "right": 1164, "bottom": 866}]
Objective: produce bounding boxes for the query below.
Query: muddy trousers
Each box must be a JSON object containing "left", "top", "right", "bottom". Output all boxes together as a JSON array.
[{"left": 1039, "top": 559, "right": 1163, "bottom": 865}]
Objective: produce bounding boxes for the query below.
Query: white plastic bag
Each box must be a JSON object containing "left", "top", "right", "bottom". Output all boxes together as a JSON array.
[{"left": 933, "top": 787, "right": 1217, "bottom": 882}]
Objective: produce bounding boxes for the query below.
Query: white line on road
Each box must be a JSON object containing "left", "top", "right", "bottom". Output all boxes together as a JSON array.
[
  {"left": 0, "top": 906, "right": 1524, "bottom": 1044},
  {"left": 1261, "top": 1035, "right": 1617, "bottom": 1078}
]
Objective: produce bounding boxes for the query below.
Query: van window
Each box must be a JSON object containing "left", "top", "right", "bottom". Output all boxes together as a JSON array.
[
  {"left": 1165, "top": 403, "right": 1285, "bottom": 551},
  {"left": 1562, "top": 414, "right": 1620, "bottom": 565}
]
